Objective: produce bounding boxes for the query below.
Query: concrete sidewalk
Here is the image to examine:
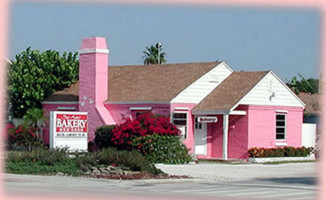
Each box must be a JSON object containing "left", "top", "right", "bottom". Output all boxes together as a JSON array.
[{"left": 155, "top": 162, "right": 317, "bottom": 182}]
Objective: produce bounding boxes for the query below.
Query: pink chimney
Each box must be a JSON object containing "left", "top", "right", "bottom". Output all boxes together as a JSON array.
[{"left": 79, "top": 37, "right": 114, "bottom": 142}]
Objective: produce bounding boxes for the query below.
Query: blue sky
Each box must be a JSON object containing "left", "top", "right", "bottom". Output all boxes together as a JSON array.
[{"left": 9, "top": 1, "right": 321, "bottom": 81}]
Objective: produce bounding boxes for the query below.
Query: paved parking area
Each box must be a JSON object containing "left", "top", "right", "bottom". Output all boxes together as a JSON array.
[
  {"left": 4, "top": 162, "right": 318, "bottom": 200},
  {"left": 155, "top": 162, "right": 317, "bottom": 182}
]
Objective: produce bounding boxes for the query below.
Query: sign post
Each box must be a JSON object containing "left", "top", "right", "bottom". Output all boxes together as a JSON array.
[{"left": 50, "top": 111, "right": 88, "bottom": 151}]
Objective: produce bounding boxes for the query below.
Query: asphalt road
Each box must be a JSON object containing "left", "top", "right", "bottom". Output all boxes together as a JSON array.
[{"left": 3, "top": 162, "right": 318, "bottom": 200}]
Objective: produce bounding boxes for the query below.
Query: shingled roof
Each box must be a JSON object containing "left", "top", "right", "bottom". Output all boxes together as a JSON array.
[
  {"left": 298, "top": 93, "right": 320, "bottom": 115},
  {"left": 193, "top": 71, "right": 270, "bottom": 112},
  {"left": 44, "top": 61, "right": 221, "bottom": 102}
]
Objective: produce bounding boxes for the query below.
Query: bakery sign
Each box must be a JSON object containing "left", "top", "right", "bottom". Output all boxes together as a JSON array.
[
  {"left": 197, "top": 116, "right": 218, "bottom": 123},
  {"left": 50, "top": 111, "right": 88, "bottom": 151}
]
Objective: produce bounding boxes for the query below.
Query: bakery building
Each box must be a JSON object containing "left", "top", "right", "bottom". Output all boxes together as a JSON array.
[{"left": 42, "top": 37, "right": 305, "bottom": 160}]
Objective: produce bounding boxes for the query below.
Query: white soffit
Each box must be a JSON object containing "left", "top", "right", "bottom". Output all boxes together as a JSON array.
[
  {"left": 129, "top": 107, "right": 152, "bottom": 110},
  {"left": 171, "top": 62, "right": 233, "bottom": 104}
]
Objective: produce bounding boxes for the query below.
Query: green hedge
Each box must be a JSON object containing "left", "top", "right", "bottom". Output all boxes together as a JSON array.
[
  {"left": 248, "top": 146, "right": 314, "bottom": 158},
  {"left": 6, "top": 148, "right": 163, "bottom": 176},
  {"left": 131, "top": 134, "right": 192, "bottom": 164},
  {"left": 76, "top": 148, "right": 163, "bottom": 175},
  {"left": 94, "top": 125, "right": 116, "bottom": 149}
]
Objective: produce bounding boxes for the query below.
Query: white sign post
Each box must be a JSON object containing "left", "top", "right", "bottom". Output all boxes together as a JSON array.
[{"left": 50, "top": 111, "right": 88, "bottom": 152}]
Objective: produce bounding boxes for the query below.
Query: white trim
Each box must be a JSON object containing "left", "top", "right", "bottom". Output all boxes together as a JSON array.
[
  {"left": 275, "top": 110, "right": 288, "bottom": 113},
  {"left": 275, "top": 113, "right": 287, "bottom": 141},
  {"left": 79, "top": 48, "right": 109, "bottom": 54},
  {"left": 57, "top": 107, "right": 77, "bottom": 111},
  {"left": 192, "top": 110, "right": 229, "bottom": 115},
  {"left": 172, "top": 112, "right": 188, "bottom": 139},
  {"left": 229, "top": 110, "right": 247, "bottom": 115},
  {"left": 130, "top": 107, "right": 152, "bottom": 111},
  {"left": 275, "top": 142, "right": 288, "bottom": 146},
  {"left": 222, "top": 114, "right": 229, "bottom": 160},
  {"left": 194, "top": 119, "right": 207, "bottom": 155},
  {"left": 171, "top": 62, "right": 233, "bottom": 104},
  {"left": 270, "top": 71, "right": 306, "bottom": 107},
  {"left": 174, "top": 107, "right": 190, "bottom": 111},
  {"left": 248, "top": 156, "right": 315, "bottom": 163},
  {"left": 107, "top": 101, "right": 169, "bottom": 105},
  {"left": 220, "top": 61, "right": 234, "bottom": 72},
  {"left": 229, "top": 72, "right": 270, "bottom": 111},
  {"left": 42, "top": 101, "right": 79, "bottom": 105},
  {"left": 173, "top": 110, "right": 189, "bottom": 114},
  {"left": 230, "top": 71, "right": 305, "bottom": 111}
]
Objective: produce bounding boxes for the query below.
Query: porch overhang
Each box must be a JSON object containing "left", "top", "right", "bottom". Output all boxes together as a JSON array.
[
  {"left": 192, "top": 110, "right": 247, "bottom": 116},
  {"left": 192, "top": 109, "right": 247, "bottom": 161}
]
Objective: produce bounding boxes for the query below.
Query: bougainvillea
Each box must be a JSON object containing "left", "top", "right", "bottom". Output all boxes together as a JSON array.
[
  {"left": 7, "top": 123, "right": 43, "bottom": 151},
  {"left": 111, "top": 113, "right": 180, "bottom": 150}
]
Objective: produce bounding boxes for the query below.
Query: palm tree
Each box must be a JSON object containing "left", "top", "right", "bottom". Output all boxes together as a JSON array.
[
  {"left": 143, "top": 42, "right": 166, "bottom": 65},
  {"left": 23, "top": 108, "right": 45, "bottom": 140}
]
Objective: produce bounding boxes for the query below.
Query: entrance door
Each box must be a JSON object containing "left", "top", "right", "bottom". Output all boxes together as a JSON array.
[{"left": 194, "top": 120, "right": 207, "bottom": 155}]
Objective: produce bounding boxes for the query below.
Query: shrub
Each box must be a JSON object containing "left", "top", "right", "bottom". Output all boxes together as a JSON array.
[
  {"left": 76, "top": 147, "right": 163, "bottom": 175},
  {"left": 131, "top": 134, "right": 192, "bottom": 164},
  {"left": 111, "top": 113, "right": 180, "bottom": 150},
  {"left": 248, "top": 146, "right": 314, "bottom": 158},
  {"left": 95, "top": 125, "right": 116, "bottom": 149},
  {"left": 6, "top": 148, "right": 73, "bottom": 166},
  {"left": 7, "top": 123, "right": 44, "bottom": 151}
]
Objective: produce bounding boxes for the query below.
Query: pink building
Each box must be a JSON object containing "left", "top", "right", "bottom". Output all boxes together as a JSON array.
[{"left": 42, "top": 37, "right": 305, "bottom": 160}]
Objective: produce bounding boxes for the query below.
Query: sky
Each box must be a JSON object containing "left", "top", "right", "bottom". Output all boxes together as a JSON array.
[{"left": 9, "top": 1, "right": 321, "bottom": 81}]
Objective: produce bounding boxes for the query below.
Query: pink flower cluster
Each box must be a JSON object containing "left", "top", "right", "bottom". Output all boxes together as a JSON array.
[{"left": 7, "top": 123, "right": 38, "bottom": 146}]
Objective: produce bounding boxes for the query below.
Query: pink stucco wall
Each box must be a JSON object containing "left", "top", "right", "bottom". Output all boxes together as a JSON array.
[
  {"left": 228, "top": 106, "right": 249, "bottom": 159},
  {"left": 104, "top": 103, "right": 170, "bottom": 124},
  {"left": 194, "top": 105, "right": 303, "bottom": 160},
  {"left": 248, "top": 105, "right": 303, "bottom": 149},
  {"left": 79, "top": 37, "right": 115, "bottom": 142},
  {"left": 170, "top": 103, "right": 197, "bottom": 153},
  {"left": 42, "top": 103, "right": 78, "bottom": 145}
]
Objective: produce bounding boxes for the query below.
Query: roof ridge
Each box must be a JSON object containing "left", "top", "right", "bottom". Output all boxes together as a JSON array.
[{"left": 109, "top": 61, "right": 221, "bottom": 68}]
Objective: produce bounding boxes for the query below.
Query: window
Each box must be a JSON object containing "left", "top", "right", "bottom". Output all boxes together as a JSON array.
[
  {"left": 130, "top": 107, "right": 152, "bottom": 119},
  {"left": 194, "top": 119, "right": 202, "bottom": 130},
  {"left": 135, "top": 111, "right": 150, "bottom": 118},
  {"left": 172, "top": 113, "right": 187, "bottom": 139},
  {"left": 276, "top": 114, "right": 286, "bottom": 140}
]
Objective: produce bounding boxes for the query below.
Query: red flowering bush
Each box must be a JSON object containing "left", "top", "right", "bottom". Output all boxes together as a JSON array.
[
  {"left": 111, "top": 113, "right": 180, "bottom": 150},
  {"left": 7, "top": 123, "right": 43, "bottom": 151},
  {"left": 248, "top": 146, "right": 314, "bottom": 158}
]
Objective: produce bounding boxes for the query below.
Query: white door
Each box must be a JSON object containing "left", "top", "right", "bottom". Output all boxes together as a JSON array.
[{"left": 194, "top": 120, "right": 207, "bottom": 155}]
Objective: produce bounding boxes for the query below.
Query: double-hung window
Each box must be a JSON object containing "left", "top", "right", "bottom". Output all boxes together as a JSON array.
[
  {"left": 276, "top": 113, "right": 286, "bottom": 140},
  {"left": 172, "top": 113, "right": 187, "bottom": 139}
]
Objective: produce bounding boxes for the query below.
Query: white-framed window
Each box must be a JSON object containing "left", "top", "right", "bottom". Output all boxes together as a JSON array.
[
  {"left": 172, "top": 112, "right": 187, "bottom": 139},
  {"left": 130, "top": 107, "right": 152, "bottom": 119},
  {"left": 276, "top": 113, "right": 286, "bottom": 140}
]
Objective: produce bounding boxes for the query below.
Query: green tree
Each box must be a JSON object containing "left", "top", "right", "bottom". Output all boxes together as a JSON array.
[
  {"left": 8, "top": 47, "right": 79, "bottom": 118},
  {"left": 287, "top": 74, "right": 319, "bottom": 94},
  {"left": 143, "top": 42, "right": 166, "bottom": 65},
  {"left": 23, "top": 108, "right": 45, "bottom": 140}
]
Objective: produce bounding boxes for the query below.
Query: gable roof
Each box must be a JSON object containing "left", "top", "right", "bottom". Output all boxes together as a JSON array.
[
  {"left": 44, "top": 61, "right": 221, "bottom": 103},
  {"left": 192, "top": 71, "right": 269, "bottom": 113},
  {"left": 298, "top": 93, "right": 320, "bottom": 115},
  {"left": 44, "top": 82, "right": 79, "bottom": 102}
]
